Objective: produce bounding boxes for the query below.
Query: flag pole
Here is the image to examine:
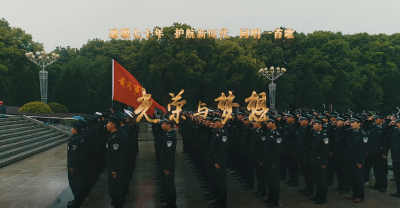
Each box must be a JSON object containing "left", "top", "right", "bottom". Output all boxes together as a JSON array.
[{"left": 112, "top": 59, "right": 114, "bottom": 106}]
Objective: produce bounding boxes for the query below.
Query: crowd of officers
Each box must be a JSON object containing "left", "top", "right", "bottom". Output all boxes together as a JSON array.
[
  {"left": 178, "top": 109, "right": 400, "bottom": 207},
  {"left": 66, "top": 105, "right": 400, "bottom": 208},
  {"left": 67, "top": 107, "right": 139, "bottom": 208}
]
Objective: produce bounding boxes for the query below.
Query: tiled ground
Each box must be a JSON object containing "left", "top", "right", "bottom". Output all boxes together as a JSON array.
[{"left": 0, "top": 144, "right": 68, "bottom": 208}]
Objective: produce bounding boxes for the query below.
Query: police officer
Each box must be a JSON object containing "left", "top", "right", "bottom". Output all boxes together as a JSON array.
[
  {"left": 282, "top": 113, "right": 299, "bottom": 187},
  {"left": 249, "top": 119, "right": 266, "bottom": 198},
  {"left": 310, "top": 117, "right": 329, "bottom": 205},
  {"left": 345, "top": 115, "right": 368, "bottom": 203},
  {"left": 160, "top": 118, "right": 177, "bottom": 208},
  {"left": 261, "top": 116, "right": 282, "bottom": 207},
  {"left": 367, "top": 112, "right": 390, "bottom": 192},
  {"left": 297, "top": 114, "right": 314, "bottom": 196},
  {"left": 67, "top": 122, "right": 85, "bottom": 207},
  {"left": 0, "top": 101, "right": 6, "bottom": 114},
  {"left": 331, "top": 114, "right": 350, "bottom": 195},
  {"left": 239, "top": 117, "right": 254, "bottom": 190},
  {"left": 106, "top": 115, "right": 126, "bottom": 208},
  {"left": 387, "top": 115, "right": 400, "bottom": 197},
  {"left": 209, "top": 116, "right": 228, "bottom": 208}
]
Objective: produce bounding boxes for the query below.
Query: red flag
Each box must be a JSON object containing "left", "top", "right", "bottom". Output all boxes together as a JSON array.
[{"left": 112, "top": 60, "right": 166, "bottom": 116}]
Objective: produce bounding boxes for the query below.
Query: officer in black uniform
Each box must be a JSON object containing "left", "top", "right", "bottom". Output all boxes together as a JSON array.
[
  {"left": 209, "top": 116, "right": 228, "bottom": 208},
  {"left": 160, "top": 118, "right": 177, "bottom": 208},
  {"left": 67, "top": 122, "right": 85, "bottom": 207},
  {"left": 239, "top": 117, "right": 254, "bottom": 190},
  {"left": 261, "top": 116, "right": 282, "bottom": 207},
  {"left": 345, "top": 115, "right": 368, "bottom": 203},
  {"left": 331, "top": 114, "right": 350, "bottom": 195},
  {"left": 367, "top": 112, "right": 390, "bottom": 192},
  {"left": 297, "top": 114, "right": 314, "bottom": 196},
  {"left": 309, "top": 117, "right": 329, "bottom": 205},
  {"left": 387, "top": 115, "right": 400, "bottom": 197},
  {"left": 249, "top": 119, "right": 265, "bottom": 198},
  {"left": 282, "top": 113, "right": 299, "bottom": 187},
  {"left": 106, "top": 115, "right": 126, "bottom": 208}
]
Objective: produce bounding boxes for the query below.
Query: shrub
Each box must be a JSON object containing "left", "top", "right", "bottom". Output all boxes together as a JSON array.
[
  {"left": 48, "top": 102, "right": 69, "bottom": 113},
  {"left": 18, "top": 101, "right": 53, "bottom": 114}
]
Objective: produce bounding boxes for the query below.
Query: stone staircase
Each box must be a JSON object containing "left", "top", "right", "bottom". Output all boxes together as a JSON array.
[{"left": 0, "top": 116, "right": 71, "bottom": 168}]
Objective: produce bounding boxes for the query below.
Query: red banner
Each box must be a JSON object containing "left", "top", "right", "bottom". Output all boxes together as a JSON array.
[{"left": 112, "top": 60, "right": 166, "bottom": 116}]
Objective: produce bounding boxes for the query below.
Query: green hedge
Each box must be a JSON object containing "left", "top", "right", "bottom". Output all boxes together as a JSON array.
[
  {"left": 18, "top": 101, "right": 53, "bottom": 114},
  {"left": 48, "top": 102, "right": 68, "bottom": 113}
]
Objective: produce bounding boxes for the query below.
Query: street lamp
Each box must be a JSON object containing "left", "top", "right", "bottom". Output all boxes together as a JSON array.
[
  {"left": 25, "top": 51, "right": 60, "bottom": 104},
  {"left": 259, "top": 66, "right": 287, "bottom": 112}
]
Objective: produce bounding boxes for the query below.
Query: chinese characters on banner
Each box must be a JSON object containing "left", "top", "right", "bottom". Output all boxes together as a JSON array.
[
  {"left": 134, "top": 88, "right": 160, "bottom": 123},
  {"left": 168, "top": 90, "right": 187, "bottom": 124},
  {"left": 109, "top": 28, "right": 295, "bottom": 40},
  {"left": 245, "top": 91, "right": 269, "bottom": 122},
  {"left": 133, "top": 90, "right": 272, "bottom": 124},
  {"left": 214, "top": 91, "right": 239, "bottom": 124},
  {"left": 194, "top": 101, "right": 209, "bottom": 119}
]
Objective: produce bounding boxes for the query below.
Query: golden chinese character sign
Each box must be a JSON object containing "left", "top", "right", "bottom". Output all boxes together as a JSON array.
[
  {"left": 168, "top": 89, "right": 187, "bottom": 124},
  {"left": 134, "top": 88, "right": 160, "bottom": 123},
  {"left": 214, "top": 91, "right": 239, "bottom": 124},
  {"left": 245, "top": 91, "right": 269, "bottom": 122},
  {"left": 109, "top": 27, "right": 295, "bottom": 40},
  {"left": 194, "top": 101, "right": 209, "bottom": 119}
]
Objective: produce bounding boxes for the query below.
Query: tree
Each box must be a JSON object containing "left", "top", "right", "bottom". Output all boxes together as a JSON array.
[
  {"left": 328, "top": 70, "right": 353, "bottom": 112},
  {"left": 297, "top": 69, "right": 324, "bottom": 109}
]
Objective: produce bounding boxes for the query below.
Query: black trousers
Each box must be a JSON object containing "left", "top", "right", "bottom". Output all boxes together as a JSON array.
[
  {"left": 333, "top": 156, "right": 349, "bottom": 191},
  {"left": 254, "top": 162, "right": 266, "bottom": 195},
  {"left": 326, "top": 156, "right": 334, "bottom": 184},
  {"left": 244, "top": 157, "right": 255, "bottom": 187},
  {"left": 299, "top": 157, "right": 313, "bottom": 192},
  {"left": 161, "top": 168, "right": 177, "bottom": 208},
  {"left": 371, "top": 153, "right": 388, "bottom": 188},
  {"left": 265, "top": 163, "right": 280, "bottom": 204},
  {"left": 287, "top": 153, "right": 299, "bottom": 184},
  {"left": 279, "top": 151, "right": 288, "bottom": 179},
  {"left": 393, "top": 159, "right": 400, "bottom": 192},
  {"left": 207, "top": 158, "right": 216, "bottom": 195},
  {"left": 347, "top": 162, "right": 365, "bottom": 199},
  {"left": 213, "top": 165, "right": 227, "bottom": 206},
  {"left": 311, "top": 166, "right": 328, "bottom": 201},
  {"left": 364, "top": 153, "right": 373, "bottom": 183},
  {"left": 68, "top": 168, "right": 85, "bottom": 201},
  {"left": 107, "top": 169, "right": 125, "bottom": 208}
]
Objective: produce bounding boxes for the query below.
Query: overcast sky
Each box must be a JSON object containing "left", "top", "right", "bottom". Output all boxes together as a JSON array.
[{"left": 1, "top": 0, "right": 399, "bottom": 52}]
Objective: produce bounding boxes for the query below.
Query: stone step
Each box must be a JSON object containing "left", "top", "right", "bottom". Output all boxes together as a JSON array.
[
  {"left": 0, "top": 122, "right": 35, "bottom": 131},
  {"left": 0, "top": 135, "right": 67, "bottom": 160},
  {"left": 0, "top": 129, "right": 54, "bottom": 144},
  {"left": 0, "top": 120, "right": 29, "bottom": 127},
  {"left": 0, "top": 117, "right": 23, "bottom": 123},
  {"left": 0, "top": 132, "right": 61, "bottom": 152},
  {"left": 0, "top": 128, "right": 44, "bottom": 140},
  {"left": 0, "top": 125, "right": 39, "bottom": 135},
  {"left": 0, "top": 137, "right": 69, "bottom": 168}
]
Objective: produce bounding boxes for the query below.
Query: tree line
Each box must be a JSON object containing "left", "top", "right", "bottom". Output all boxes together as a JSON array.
[{"left": 1, "top": 19, "right": 400, "bottom": 114}]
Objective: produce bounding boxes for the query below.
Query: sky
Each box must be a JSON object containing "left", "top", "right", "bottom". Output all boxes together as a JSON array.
[{"left": 1, "top": 0, "right": 400, "bottom": 52}]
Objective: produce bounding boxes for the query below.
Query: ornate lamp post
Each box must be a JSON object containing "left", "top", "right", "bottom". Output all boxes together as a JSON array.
[
  {"left": 259, "top": 66, "right": 287, "bottom": 112},
  {"left": 25, "top": 51, "right": 60, "bottom": 104}
]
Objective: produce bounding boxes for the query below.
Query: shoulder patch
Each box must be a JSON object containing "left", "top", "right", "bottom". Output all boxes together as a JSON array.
[
  {"left": 113, "top": 144, "right": 119, "bottom": 150},
  {"left": 222, "top": 136, "right": 227, "bottom": 142},
  {"left": 363, "top": 137, "right": 368, "bottom": 143},
  {"left": 106, "top": 143, "right": 108, "bottom": 148},
  {"left": 323, "top": 138, "right": 329, "bottom": 144},
  {"left": 277, "top": 138, "right": 282, "bottom": 144},
  {"left": 261, "top": 136, "right": 266, "bottom": 141},
  {"left": 67, "top": 145, "right": 69, "bottom": 150},
  {"left": 167, "top": 141, "right": 172, "bottom": 147}
]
